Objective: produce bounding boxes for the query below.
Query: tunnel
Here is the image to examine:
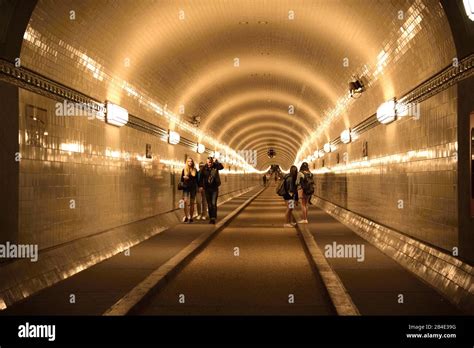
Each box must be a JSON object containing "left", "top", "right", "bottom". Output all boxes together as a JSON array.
[{"left": 0, "top": 0, "right": 474, "bottom": 345}]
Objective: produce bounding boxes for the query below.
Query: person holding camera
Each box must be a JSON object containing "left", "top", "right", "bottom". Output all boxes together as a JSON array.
[{"left": 198, "top": 156, "right": 224, "bottom": 224}]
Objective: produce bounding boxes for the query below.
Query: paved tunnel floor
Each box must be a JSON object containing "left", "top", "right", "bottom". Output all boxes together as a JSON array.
[
  {"left": 1, "top": 188, "right": 261, "bottom": 316},
  {"left": 137, "top": 187, "right": 335, "bottom": 315},
  {"left": 303, "top": 206, "right": 462, "bottom": 315},
  {"left": 1, "top": 185, "right": 462, "bottom": 316}
]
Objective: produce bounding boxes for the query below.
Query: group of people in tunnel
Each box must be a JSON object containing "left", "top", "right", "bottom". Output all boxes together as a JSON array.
[
  {"left": 278, "top": 162, "right": 314, "bottom": 228},
  {"left": 179, "top": 156, "right": 224, "bottom": 224},
  {"left": 178, "top": 157, "right": 314, "bottom": 227}
]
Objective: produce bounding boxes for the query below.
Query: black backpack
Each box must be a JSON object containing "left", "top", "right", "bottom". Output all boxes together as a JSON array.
[
  {"left": 276, "top": 174, "right": 289, "bottom": 196},
  {"left": 300, "top": 172, "right": 314, "bottom": 195}
]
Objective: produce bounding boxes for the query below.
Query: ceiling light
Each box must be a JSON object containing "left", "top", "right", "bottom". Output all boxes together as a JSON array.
[
  {"left": 267, "top": 148, "right": 276, "bottom": 158},
  {"left": 464, "top": 0, "right": 474, "bottom": 21},
  {"left": 105, "top": 102, "right": 128, "bottom": 127},
  {"left": 376, "top": 99, "right": 397, "bottom": 124},
  {"left": 340, "top": 129, "right": 351, "bottom": 144},
  {"left": 168, "top": 130, "right": 180, "bottom": 145},
  {"left": 196, "top": 143, "right": 205, "bottom": 154}
]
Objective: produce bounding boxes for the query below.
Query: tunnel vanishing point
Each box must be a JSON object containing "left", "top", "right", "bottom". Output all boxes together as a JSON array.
[{"left": 0, "top": 0, "right": 473, "bottom": 317}]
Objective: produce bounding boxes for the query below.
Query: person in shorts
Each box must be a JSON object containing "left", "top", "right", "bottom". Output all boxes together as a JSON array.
[{"left": 181, "top": 157, "right": 198, "bottom": 223}]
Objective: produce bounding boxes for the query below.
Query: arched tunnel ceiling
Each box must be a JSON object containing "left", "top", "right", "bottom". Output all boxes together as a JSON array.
[{"left": 21, "top": 0, "right": 455, "bottom": 170}]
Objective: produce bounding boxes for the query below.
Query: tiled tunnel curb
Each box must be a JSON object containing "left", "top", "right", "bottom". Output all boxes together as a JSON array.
[
  {"left": 292, "top": 210, "right": 360, "bottom": 316},
  {"left": 103, "top": 186, "right": 267, "bottom": 316},
  {"left": 0, "top": 185, "right": 259, "bottom": 311},
  {"left": 312, "top": 196, "right": 474, "bottom": 314}
]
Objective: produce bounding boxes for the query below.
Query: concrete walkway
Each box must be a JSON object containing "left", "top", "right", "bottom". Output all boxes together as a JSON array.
[
  {"left": 302, "top": 204, "right": 462, "bottom": 315},
  {"left": 1, "top": 188, "right": 261, "bottom": 315},
  {"left": 138, "top": 188, "right": 335, "bottom": 315},
  {"left": 2, "top": 186, "right": 461, "bottom": 316}
]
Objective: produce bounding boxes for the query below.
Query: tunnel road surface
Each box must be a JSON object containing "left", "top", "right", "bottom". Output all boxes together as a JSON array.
[{"left": 136, "top": 187, "right": 336, "bottom": 315}]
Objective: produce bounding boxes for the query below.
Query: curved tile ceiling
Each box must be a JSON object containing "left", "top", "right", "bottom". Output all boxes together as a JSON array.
[{"left": 21, "top": 0, "right": 455, "bottom": 170}]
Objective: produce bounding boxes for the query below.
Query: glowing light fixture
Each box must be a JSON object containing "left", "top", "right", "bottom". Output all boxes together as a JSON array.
[
  {"left": 318, "top": 149, "right": 325, "bottom": 158},
  {"left": 464, "top": 0, "right": 474, "bottom": 21},
  {"left": 376, "top": 99, "right": 397, "bottom": 124},
  {"left": 213, "top": 151, "right": 221, "bottom": 159},
  {"left": 168, "top": 130, "right": 180, "bottom": 145},
  {"left": 340, "top": 129, "right": 351, "bottom": 144},
  {"left": 105, "top": 102, "right": 128, "bottom": 127},
  {"left": 323, "top": 143, "right": 332, "bottom": 153},
  {"left": 196, "top": 143, "right": 206, "bottom": 154}
]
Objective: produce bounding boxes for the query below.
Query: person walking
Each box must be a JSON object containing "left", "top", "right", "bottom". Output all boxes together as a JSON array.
[
  {"left": 199, "top": 156, "right": 224, "bottom": 224},
  {"left": 282, "top": 165, "right": 298, "bottom": 228},
  {"left": 180, "top": 157, "right": 198, "bottom": 223},
  {"left": 296, "top": 162, "right": 314, "bottom": 224},
  {"left": 262, "top": 174, "right": 267, "bottom": 187},
  {"left": 196, "top": 162, "right": 209, "bottom": 220}
]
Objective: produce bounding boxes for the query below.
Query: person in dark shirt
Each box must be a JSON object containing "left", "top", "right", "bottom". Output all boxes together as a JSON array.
[
  {"left": 283, "top": 165, "right": 298, "bottom": 227},
  {"left": 198, "top": 156, "right": 224, "bottom": 224},
  {"left": 196, "top": 162, "right": 209, "bottom": 220}
]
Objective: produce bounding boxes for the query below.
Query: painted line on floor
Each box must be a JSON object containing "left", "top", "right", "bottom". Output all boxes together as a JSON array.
[
  {"left": 103, "top": 186, "right": 266, "bottom": 316},
  {"left": 292, "top": 210, "right": 360, "bottom": 316}
]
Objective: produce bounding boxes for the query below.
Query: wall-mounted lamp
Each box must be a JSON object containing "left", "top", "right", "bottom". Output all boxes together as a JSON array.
[
  {"left": 340, "top": 129, "right": 351, "bottom": 144},
  {"left": 168, "top": 130, "right": 180, "bottom": 145},
  {"left": 105, "top": 102, "right": 128, "bottom": 127},
  {"left": 464, "top": 0, "right": 474, "bottom": 21},
  {"left": 323, "top": 142, "right": 332, "bottom": 153},
  {"left": 318, "top": 149, "right": 325, "bottom": 158},
  {"left": 213, "top": 151, "right": 221, "bottom": 159},
  {"left": 196, "top": 143, "right": 206, "bottom": 154},
  {"left": 376, "top": 99, "right": 397, "bottom": 124}
]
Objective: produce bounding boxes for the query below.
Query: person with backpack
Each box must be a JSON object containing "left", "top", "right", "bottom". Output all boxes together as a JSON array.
[
  {"left": 199, "top": 156, "right": 224, "bottom": 224},
  {"left": 196, "top": 162, "right": 209, "bottom": 220},
  {"left": 180, "top": 157, "right": 198, "bottom": 223},
  {"left": 276, "top": 165, "right": 298, "bottom": 228},
  {"left": 296, "top": 162, "right": 314, "bottom": 224}
]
